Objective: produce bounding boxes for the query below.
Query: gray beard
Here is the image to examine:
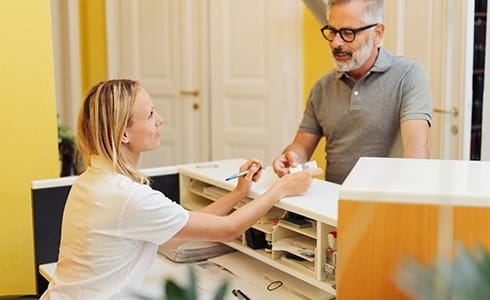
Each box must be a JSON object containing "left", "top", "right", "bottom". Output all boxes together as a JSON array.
[{"left": 334, "top": 35, "right": 374, "bottom": 72}]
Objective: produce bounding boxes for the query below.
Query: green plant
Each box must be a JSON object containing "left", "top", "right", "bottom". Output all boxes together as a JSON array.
[
  {"left": 57, "top": 115, "right": 83, "bottom": 176},
  {"left": 57, "top": 114, "right": 75, "bottom": 144},
  {"left": 137, "top": 266, "right": 229, "bottom": 300},
  {"left": 58, "top": 123, "right": 75, "bottom": 145},
  {"left": 395, "top": 242, "right": 490, "bottom": 300}
]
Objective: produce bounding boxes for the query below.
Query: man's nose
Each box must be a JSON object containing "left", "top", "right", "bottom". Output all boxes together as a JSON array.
[{"left": 330, "top": 32, "right": 344, "bottom": 47}]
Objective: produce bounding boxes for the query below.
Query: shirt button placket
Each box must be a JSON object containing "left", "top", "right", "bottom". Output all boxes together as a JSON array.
[{"left": 351, "top": 90, "right": 361, "bottom": 109}]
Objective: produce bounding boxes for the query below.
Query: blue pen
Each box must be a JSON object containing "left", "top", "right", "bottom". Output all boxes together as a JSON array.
[{"left": 225, "top": 163, "right": 268, "bottom": 181}]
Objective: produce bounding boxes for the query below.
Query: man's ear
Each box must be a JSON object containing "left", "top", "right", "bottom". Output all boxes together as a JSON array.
[
  {"left": 122, "top": 132, "right": 130, "bottom": 144},
  {"left": 374, "top": 23, "right": 385, "bottom": 46}
]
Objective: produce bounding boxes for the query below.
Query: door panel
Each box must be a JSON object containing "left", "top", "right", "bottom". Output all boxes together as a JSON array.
[
  {"left": 107, "top": 0, "right": 302, "bottom": 167},
  {"left": 106, "top": 0, "right": 204, "bottom": 168},
  {"left": 209, "top": 0, "right": 302, "bottom": 163}
]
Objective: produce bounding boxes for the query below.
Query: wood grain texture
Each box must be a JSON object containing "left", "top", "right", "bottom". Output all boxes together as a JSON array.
[{"left": 337, "top": 200, "right": 490, "bottom": 299}]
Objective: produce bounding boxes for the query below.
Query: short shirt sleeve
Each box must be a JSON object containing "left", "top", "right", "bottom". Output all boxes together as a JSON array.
[
  {"left": 118, "top": 185, "right": 189, "bottom": 245},
  {"left": 399, "top": 62, "right": 433, "bottom": 126},
  {"left": 298, "top": 82, "right": 325, "bottom": 136}
]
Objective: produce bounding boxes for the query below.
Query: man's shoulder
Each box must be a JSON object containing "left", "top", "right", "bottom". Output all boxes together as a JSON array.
[
  {"left": 382, "top": 48, "right": 423, "bottom": 70},
  {"left": 315, "top": 69, "right": 337, "bottom": 86},
  {"left": 375, "top": 50, "right": 425, "bottom": 80}
]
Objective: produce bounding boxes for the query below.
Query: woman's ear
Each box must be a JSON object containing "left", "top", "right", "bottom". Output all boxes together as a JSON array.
[{"left": 122, "top": 132, "right": 130, "bottom": 144}]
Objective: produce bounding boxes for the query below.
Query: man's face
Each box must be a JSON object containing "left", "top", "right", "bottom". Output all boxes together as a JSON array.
[
  {"left": 332, "top": 31, "right": 375, "bottom": 72},
  {"left": 327, "top": 1, "right": 380, "bottom": 72}
]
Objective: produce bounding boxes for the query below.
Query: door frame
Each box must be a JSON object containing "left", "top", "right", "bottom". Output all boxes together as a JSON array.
[{"left": 50, "top": 0, "right": 82, "bottom": 134}]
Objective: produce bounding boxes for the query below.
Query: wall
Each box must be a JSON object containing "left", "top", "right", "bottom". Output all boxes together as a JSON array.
[
  {"left": 0, "top": 0, "right": 59, "bottom": 295},
  {"left": 79, "top": 1, "right": 108, "bottom": 95},
  {"left": 302, "top": 6, "right": 334, "bottom": 172}
]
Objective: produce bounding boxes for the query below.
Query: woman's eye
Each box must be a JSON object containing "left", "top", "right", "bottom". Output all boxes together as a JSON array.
[{"left": 149, "top": 110, "right": 154, "bottom": 118}]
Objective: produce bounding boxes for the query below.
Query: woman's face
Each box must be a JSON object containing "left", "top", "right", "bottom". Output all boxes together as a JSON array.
[{"left": 123, "top": 87, "right": 164, "bottom": 157}]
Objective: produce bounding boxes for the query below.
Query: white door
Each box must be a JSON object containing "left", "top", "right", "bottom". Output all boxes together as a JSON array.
[
  {"left": 105, "top": 0, "right": 208, "bottom": 168},
  {"left": 209, "top": 0, "right": 303, "bottom": 161},
  {"left": 106, "top": 0, "right": 302, "bottom": 168},
  {"left": 384, "top": 0, "right": 473, "bottom": 160}
]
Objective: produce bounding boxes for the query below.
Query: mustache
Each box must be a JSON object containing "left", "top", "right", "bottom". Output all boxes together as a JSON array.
[{"left": 333, "top": 47, "right": 352, "bottom": 56}]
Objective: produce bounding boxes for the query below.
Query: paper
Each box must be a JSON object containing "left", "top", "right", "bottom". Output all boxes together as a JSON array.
[
  {"left": 289, "top": 161, "right": 318, "bottom": 173},
  {"left": 158, "top": 241, "right": 235, "bottom": 262},
  {"left": 272, "top": 236, "right": 316, "bottom": 262}
]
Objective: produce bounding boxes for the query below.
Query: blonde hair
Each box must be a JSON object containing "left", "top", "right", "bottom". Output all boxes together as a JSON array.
[{"left": 77, "top": 79, "right": 150, "bottom": 184}]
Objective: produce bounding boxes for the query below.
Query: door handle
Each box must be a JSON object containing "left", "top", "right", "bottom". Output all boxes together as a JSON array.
[
  {"left": 180, "top": 90, "right": 200, "bottom": 97},
  {"left": 433, "top": 107, "right": 459, "bottom": 116}
]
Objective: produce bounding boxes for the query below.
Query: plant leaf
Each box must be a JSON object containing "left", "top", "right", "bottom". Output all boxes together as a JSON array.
[
  {"left": 213, "top": 281, "right": 229, "bottom": 300},
  {"left": 186, "top": 266, "right": 197, "bottom": 300},
  {"left": 165, "top": 279, "right": 188, "bottom": 300},
  {"left": 394, "top": 256, "right": 437, "bottom": 300}
]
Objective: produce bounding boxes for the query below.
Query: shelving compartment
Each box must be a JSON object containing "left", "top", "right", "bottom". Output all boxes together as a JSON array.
[
  {"left": 180, "top": 178, "right": 215, "bottom": 210},
  {"left": 178, "top": 166, "right": 339, "bottom": 296},
  {"left": 316, "top": 222, "right": 337, "bottom": 285},
  {"left": 272, "top": 225, "right": 316, "bottom": 277},
  {"left": 236, "top": 207, "right": 285, "bottom": 259}
]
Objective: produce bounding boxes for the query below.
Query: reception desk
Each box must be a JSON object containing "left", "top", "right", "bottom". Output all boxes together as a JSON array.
[
  {"left": 337, "top": 157, "right": 490, "bottom": 299},
  {"left": 32, "top": 159, "right": 338, "bottom": 299}
]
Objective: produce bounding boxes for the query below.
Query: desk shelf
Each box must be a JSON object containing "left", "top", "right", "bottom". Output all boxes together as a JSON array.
[{"left": 178, "top": 159, "right": 339, "bottom": 297}]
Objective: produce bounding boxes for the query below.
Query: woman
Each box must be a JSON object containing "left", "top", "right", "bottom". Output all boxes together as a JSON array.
[{"left": 41, "top": 79, "right": 321, "bottom": 299}]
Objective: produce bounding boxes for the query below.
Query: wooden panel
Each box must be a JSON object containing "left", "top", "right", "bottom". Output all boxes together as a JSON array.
[
  {"left": 337, "top": 200, "right": 439, "bottom": 300},
  {"left": 454, "top": 206, "right": 490, "bottom": 249},
  {"left": 337, "top": 200, "right": 490, "bottom": 299}
]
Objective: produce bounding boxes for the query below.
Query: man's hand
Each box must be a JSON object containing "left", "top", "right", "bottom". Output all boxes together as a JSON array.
[{"left": 272, "top": 151, "right": 299, "bottom": 178}]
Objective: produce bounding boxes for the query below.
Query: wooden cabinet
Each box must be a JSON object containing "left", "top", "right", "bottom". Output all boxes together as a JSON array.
[
  {"left": 337, "top": 157, "right": 490, "bottom": 299},
  {"left": 177, "top": 159, "right": 340, "bottom": 298}
]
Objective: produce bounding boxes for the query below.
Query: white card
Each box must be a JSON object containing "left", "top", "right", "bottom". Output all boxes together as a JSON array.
[{"left": 289, "top": 161, "right": 318, "bottom": 173}]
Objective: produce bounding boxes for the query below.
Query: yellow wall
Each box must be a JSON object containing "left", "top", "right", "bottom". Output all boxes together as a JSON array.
[
  {"left": 79, "top": 0, "right": 108, "bottom": 95},
  {"left": 302, "top": 6, "right": 334, "bottom": 171},
  {"left": 0, "top": 0, "right": 59, "bottom": 295}
]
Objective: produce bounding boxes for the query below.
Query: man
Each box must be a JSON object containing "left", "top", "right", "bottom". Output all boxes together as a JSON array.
[{"left": 273, "top": 0, "right": 432, "bottom": 184}]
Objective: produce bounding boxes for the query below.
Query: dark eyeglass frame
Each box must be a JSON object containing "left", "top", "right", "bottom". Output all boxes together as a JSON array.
[{"left": 320, "top": 23, "right": 378, "bottom": 43}]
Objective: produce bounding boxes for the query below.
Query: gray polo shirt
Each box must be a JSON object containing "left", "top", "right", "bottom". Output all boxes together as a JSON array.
[{"left": 299, "top": 47, "right": 432, "bottom": 184}]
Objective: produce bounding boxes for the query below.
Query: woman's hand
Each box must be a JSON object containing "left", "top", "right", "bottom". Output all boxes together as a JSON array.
[
  {"left": 275, "top": 167, "right": 323, "bottom": 198},
  {"left": 234, "top": 158, "right": 266, "bottom": 197}
]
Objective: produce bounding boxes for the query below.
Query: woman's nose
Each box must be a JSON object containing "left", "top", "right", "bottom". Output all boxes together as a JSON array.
[{"left": 156, "top": 113, "right": 164, "bottom": 126}]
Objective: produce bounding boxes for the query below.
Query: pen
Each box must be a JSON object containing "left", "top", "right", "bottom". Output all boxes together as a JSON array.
[
  {"left": 225, "top": 163, "right": 268, "bottom": 181},
  {"left": 232, "top": 289, "right": 250, "bottom": 300}
]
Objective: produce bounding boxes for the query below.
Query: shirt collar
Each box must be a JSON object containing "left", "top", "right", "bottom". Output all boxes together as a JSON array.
[
  {"left": 89, "top": 155, "right": 114, "bottom": 171},
  {"left": 334, "top": 47, "right": 392, "bottom": 79}
]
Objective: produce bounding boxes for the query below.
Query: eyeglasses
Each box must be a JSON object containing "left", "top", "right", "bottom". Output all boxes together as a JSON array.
[{"left": 320, "top": 23, "right": 378, "bottom": 43}]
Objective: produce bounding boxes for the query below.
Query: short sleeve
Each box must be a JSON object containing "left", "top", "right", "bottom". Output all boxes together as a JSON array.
[
  {"left": 299, "top": 82, "right": 324, "bottom": 135},
  {"left": 118, "top": 185, "right": 189, "bottom": 245},
  {"left": 400, "top": 62, "right": 433, "bottom": 126}
]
